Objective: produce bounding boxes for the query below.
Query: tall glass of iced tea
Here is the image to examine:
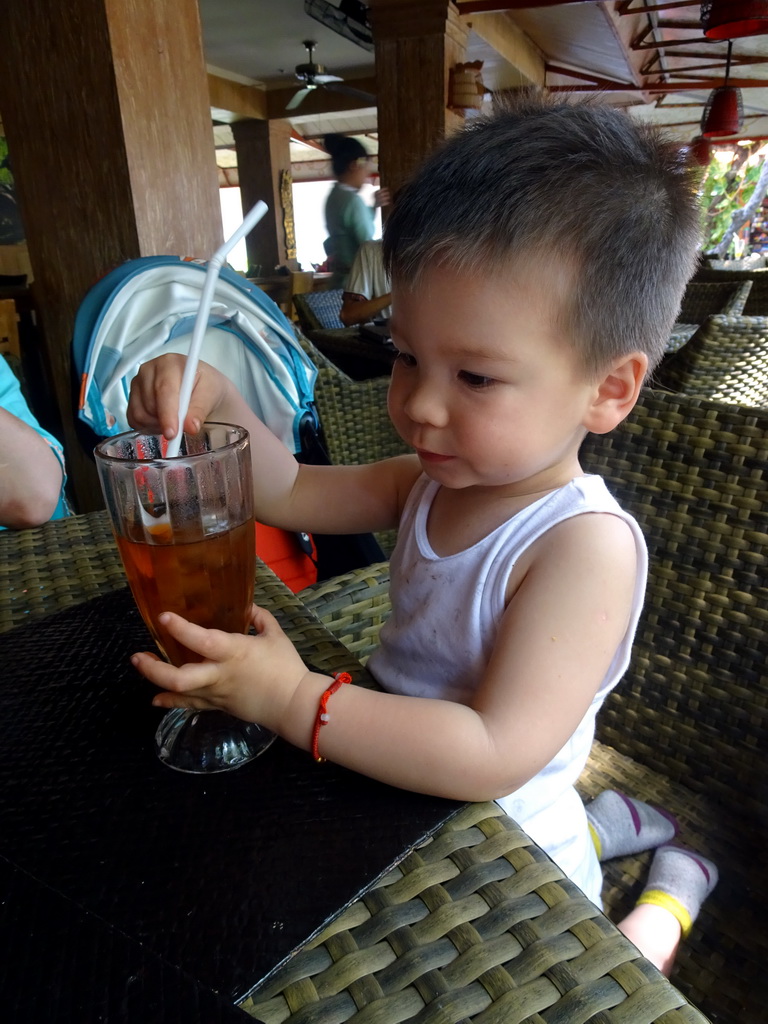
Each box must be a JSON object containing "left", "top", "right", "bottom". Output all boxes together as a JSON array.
[{"left": 94, "top": 423, "right": 275, "bottom": 773}]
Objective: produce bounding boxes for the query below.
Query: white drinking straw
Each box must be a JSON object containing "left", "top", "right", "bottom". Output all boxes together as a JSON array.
[{"left": 166, "top": 200, "right": 268, "bottom": 457}]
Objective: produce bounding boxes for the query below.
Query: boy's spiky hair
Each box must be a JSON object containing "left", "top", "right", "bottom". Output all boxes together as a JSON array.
[{"left": 383, "top": 91, "right": 702, "bottom": 376}]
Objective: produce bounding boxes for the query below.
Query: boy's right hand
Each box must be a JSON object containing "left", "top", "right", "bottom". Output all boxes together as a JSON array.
[{"left": 127, "top": 354, "right": 232, "bottom": 440}]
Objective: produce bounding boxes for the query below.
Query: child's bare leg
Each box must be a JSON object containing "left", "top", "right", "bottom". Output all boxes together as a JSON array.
[{"left": 617, "top": 903, "right": 681, "bottom": 976}]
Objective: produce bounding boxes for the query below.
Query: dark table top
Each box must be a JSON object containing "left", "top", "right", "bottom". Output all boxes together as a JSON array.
[
  {"left": 0, "top": 513, "right": 461, "bottom": 1021},
  {"left": 0, "top": 515, "right": 711, "bottom": 1024}
]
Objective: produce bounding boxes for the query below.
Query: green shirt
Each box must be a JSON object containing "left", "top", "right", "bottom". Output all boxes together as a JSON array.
[{"left": 324, "top": 183, "right": 375, "bottom": 284}]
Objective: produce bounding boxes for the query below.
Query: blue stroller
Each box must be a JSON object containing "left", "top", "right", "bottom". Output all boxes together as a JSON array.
[{"left": 73, "top": 255, "right": 382, "bottom": 586}]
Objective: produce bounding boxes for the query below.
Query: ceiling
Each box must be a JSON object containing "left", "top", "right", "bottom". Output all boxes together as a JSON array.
[{"left": 199, "top": 0, "right": 768, "bottom": 174}]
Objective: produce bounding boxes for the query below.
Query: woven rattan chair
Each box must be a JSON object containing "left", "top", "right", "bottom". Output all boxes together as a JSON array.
[
  {"left": 293, "top": 289, "right": 345, "bottom": 331},
  {"left": 295, "top": 328, "right": 344, "bottom": 373},
  {"left": 692, "top": 264, "right": 768, "bottom": 315},
  {"left": 721, "top": 278, "right": 753, "bottom": 315},
  {"left": 309, "top": 327, "right": 395, "bottom": 380},
  {"left": 655, "top": 313, "right": 768, "bottom": 406},
  {"left": 312, "top": 367, "right": 408, "bottom": 557},
  {"left": 295, "top": 388, "right": 768, "bottom": 1022},
  {"left": 738, "top": 275, "right": 768, "bottom": 316},
  {"left": 677, "top": 279, "right": 752, "bottom": 323},
  {"left": 294, "top": 291, "right": 395, "bottom": 380}
]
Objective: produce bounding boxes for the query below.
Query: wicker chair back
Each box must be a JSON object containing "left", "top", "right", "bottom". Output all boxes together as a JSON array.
[
  {"left": 678, "top": 279, "right": 750, "bottom": 322},
  {"left": 311, "top": 368, "right": 408, "bottom": 556},
  {"left": 655, "top": 313, "right": 768, "bottom": 406},
  {"left": 580, "top": 390, "right": 768, "bottom": 811}
]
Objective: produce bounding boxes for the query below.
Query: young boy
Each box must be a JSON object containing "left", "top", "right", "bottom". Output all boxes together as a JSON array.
[{"left": 127, "top": 93, "right": 714, "bottom": 973}]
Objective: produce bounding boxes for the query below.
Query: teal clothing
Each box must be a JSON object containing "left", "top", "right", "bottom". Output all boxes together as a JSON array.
[
  {"left": 0, "top": 357, "right": 70, "bottom": 529},
  {"left": 324, "top": 183, "right": 375, "bottom": 287}
]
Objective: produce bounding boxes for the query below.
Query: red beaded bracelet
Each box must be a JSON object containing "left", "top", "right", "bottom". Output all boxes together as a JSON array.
[{"left": 311, "top": 671, "right": 352, "bottom": 762}]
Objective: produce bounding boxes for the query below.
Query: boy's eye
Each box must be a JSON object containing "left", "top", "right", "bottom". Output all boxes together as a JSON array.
[
  {"left": 394, "top": 350, "right": 417, "bottom": 368},
  {"left": 459, "top": 370, "right": 495, "bottom": 389}
]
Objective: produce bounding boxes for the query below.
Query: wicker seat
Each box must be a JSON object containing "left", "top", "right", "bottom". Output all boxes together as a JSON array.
[
  {"left": 295, "top": 388, "right": 768, "bottom": 1022},
  {"left": 655, "top": 313, "right": 768, "bottom": 406},
  {"left": 678, "top": 279, "right": 752, "bottom": 323}
]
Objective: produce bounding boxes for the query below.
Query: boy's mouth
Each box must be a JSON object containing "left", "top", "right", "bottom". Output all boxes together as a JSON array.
[{"left": 416, "top": 449, "right": 454, "bottom": 463}]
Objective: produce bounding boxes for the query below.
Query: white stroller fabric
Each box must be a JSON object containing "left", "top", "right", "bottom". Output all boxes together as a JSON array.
[{"left": 79, "top": 262, "right": 317, "bottom": 454}]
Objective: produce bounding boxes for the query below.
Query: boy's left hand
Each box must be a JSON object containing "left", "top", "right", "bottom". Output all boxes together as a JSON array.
[{"left": 131, "top": 605, "right": 309, "bottom": 730}]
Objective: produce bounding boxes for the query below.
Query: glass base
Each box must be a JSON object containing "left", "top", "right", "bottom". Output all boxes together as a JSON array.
[{"left": 155, "top": 708, "right": 276, "bottom": 774}]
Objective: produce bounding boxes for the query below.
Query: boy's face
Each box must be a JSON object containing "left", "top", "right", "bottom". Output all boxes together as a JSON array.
[{"left": 387, "top": 262, "right": 599, "bottom": 497}]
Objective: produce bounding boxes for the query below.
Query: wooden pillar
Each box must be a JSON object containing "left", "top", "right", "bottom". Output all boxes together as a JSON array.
[
  {"left": 231, "top": 118, "right": 298, "bottom": 275},
  {"left": 369, "top": 0, "right": 469, "bottom": 195},
  {"left": 0, "top": 0, "right": 222, "bottom": 512}
]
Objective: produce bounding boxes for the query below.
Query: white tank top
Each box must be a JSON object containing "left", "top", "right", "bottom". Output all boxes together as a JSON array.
[{"left": 367, "top": 474, "right": 648, "bottom": 904}]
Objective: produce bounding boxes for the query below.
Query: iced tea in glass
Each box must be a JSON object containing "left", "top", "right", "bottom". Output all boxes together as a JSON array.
[{"left": 95, "top": 423, "right": 274, "bottom": 772}]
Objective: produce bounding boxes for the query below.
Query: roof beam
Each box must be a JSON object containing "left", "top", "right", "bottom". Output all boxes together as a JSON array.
[
  {"left": 631, "top": 22, "right": 705, "bottom": 50},
  {"left": 546, "top": 64, "right": 633, "bottom": 89},
  {"left": 641, "top": 54, "right": 768, "bottom": 75},
  {"left": 208, "top": 74, "right": 267, "bottom": 122},
  {"left": 548, "top": 78, "right": 768, "bottom": 93},
  {"left": 593, "top": 0, "right": 658, "bottom": 101},
  {"left": 646, "top": 115, "right": 765, "bottom": 128},
  {"left": 458, "top": 0, "right": 602, "bottom": 11},
  {"left": 462, "top": 11, "right": 545, "bottom": 86},
  {"left": 290, "top": 129, "right": 326, "bottom": 153},
  {"left": 617, "top": 1, "right": 702, "bottom": 11}
]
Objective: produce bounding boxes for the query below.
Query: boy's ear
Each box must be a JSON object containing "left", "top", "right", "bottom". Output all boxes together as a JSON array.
[{"left": 583, "top": 351, "right": 647, "bottom": 435}]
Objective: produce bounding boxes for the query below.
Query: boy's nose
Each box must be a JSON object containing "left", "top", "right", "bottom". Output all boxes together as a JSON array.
[{"left": 402, "top": 377, "right": 449, "bottom": 427}]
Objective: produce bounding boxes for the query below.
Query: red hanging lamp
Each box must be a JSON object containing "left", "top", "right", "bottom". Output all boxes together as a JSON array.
[
  {"left": 701, "top": 43, "right": 744, "bottom": 138},
  {"left": 702, "top": 0, "right": 768, "bottom": 40}
]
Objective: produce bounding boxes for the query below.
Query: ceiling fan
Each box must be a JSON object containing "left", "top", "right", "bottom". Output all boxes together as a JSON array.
[{"left": 285, "top": 40, "right": 375, "bottom": 111}]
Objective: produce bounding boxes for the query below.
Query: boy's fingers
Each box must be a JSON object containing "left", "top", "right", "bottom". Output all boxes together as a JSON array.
[
  {"left": 127, "top": 374, "right": 159, "bottom": 431},
  {"left": 249, "top": 604, "right": 280, "bottom": 636},
  {"left": 131, "top": 649, "right": 220, "bottom": 693},
  {"left": 154, "top": 373, "right": 184, "bottom": 440},
  {"left": 130, "top": 650, "right": 185, "bottom": 689},
  {"left": 151, "top": 692, "right": 216, "bottom": 711},
  {"left": 145, "top": 354, "right": 190, "bottom": 439},
  {"left": 157, "top": 611, "right": 238, "bottom": 662},
  {"left": 127, "top": 356, "right": 225, "bottom": 438}
]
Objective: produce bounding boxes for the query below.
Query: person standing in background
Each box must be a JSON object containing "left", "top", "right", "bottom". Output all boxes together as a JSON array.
[{"left": 323, "top": 134, "right": 389, "bottom": 288}]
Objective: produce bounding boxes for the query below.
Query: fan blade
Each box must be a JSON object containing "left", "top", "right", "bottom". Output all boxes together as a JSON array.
[
  {"left": 322, "top": 82, "right": 376, "bottom": 105},
  {"left": 313, "top": 74, "right": 343, "bottom": 84},
  {"left": 286, "top": 86, "right": 314, "bottom": 111}
]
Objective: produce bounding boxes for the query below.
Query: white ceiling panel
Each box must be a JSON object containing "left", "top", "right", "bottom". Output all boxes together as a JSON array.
[{"left": 200, "top": 1, "right": 768, "bottom": 149}]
